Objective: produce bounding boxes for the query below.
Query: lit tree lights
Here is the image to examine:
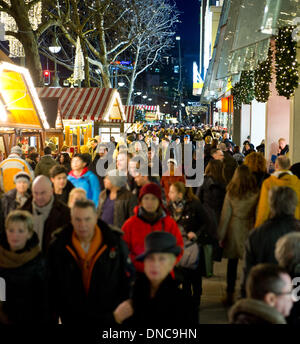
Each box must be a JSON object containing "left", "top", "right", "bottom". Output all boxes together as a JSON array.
[
  {"left": 254, "top": 47, "right": 272, "bottom": 103},
  {"left": 232, "top": 71, "right": 254, "bottom": 109},
  {"left": 275, "top": 26, "right": 299, "bottom": 99}
]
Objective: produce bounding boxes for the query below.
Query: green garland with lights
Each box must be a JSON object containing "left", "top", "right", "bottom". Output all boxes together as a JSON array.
[
  {"left": 275, "top": 26, "right": 299, "bottom": 99},
  {"left": 254, "top": 47, "right": 272, "bottom": 103},
  {"left": 134, "top": 109, "right": 145, "bottom": 122},
  {"left": 232, "top": 71, "right": 254, "bottom": 109}
]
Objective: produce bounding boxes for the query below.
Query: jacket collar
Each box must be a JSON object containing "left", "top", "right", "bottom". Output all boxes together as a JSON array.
[
  {"left": 228, "top": 298, "right": 286, "bottom": 324},
  {"left": 51, "top": 218, "right": 121, "bottom": 249},
  {"left": 69, "top": 167, "right": 89, "bottom": 178}
]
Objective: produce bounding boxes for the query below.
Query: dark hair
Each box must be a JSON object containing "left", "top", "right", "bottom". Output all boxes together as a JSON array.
[
  {"left": 50, "top": 165, "right": 68, "bottom": 179},
  {"left": 73, "top": 153, "right": 91, "bottom": 167},
  {"left": 171, "top": 181, "right": 198, "bottom": 202},
  {"left": 246, "top": 264, "right": 289, "bottom": 300},
  {"left": 227, "top": 165, "right": 258, "bottom": 199},
  {"left": 233, "top": 146, "right": 240, "bottom": 154},
  {"left": 29, "top": 152, "right": 39, "bottom": 163},
  {"left": 269, "top": 186, "right": 298, "bottom": 217},
  {"left": 44, "top": 146, "right": 52, "bottom": 155},
  {"left": 71, "top": 199, "right": 97, "bottom": 215},
  {"left": 205, "top": 160, "right": 225, "bottom": 184},
  {"left": 57, "top": 152, "right": 71, "bottom": 164}
]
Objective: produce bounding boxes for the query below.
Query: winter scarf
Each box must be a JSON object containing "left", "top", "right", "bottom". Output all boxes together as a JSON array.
[
  {"left": 0, "top": 244, "right": 40, "bottom": 269},
  {"left": 138, "top": 206, "right": 164, "bottom": 225},
  {"left": 32, "top": 196, "right": 54, "bottom": 248}
]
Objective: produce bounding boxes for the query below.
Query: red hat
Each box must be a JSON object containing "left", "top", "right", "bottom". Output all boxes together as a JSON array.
[{"left": 138, "top": 183, "right": 162, "bottom": 204}]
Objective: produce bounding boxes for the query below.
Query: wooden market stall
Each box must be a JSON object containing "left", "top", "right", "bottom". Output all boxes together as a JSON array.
[
  {"left": 0, "top": 50, "right": 50, "bottom": 157},
  {"left": 37, "top": 87, "right": 126, "bottom": 152}
]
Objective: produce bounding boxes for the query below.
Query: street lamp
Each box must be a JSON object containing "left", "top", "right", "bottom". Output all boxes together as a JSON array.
[
  {"left": 176, "top": 35, "right": 182, "bottom": 122},
  {"left": 49, "top": 37, "right": 61, "bottom": 87},
  {"left": 118, "top": 80, "right": 125, "bottom": 87}
]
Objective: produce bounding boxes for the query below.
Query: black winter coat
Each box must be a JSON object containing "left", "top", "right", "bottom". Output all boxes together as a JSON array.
[
  {"left": 197, "top": 175, "right": 226, "bottom": 226},
  {"left": 0, "top": 233, "right": 48, "bottom": 324},
  {"left": 21, "top": 196, "right": 71, "bottom": 254},
  {"left": 168, "top": 198, "right": 213, "bottom": 245},
  {"left": 241, "top": 215, "right": 300, "bottom": 297},
  {"left": 125, "top": 274, "right": 198, "bottom": 327},
  {"left": 1, "top": 188, "right": 31, "bottom": 218},
  {"left": 47, "top": 219, "right": 133, "bottom": 326},
  {"left": 54, "top": 180, "right": 74, "bottom": 205}
]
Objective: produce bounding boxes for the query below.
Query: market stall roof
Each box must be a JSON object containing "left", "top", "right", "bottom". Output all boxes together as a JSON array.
[
  {"left": 124, "top": 105, "right": 136, "bottom": 123},
  {"left": 0, "top": 53, "right": 49, "bottom": 130},
  {"left": 36, "top": 87, "right": 126, "bottom": 122}
]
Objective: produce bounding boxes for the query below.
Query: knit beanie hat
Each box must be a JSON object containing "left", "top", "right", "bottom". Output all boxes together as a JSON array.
[
  {"left": 11, "top": 146, "right": 23, "bottom": 155},
  {"left": 107, "top": 169, "right": 127, "bottom": 188},
  {"left": 13, "top": 171, "right": 31, "bottom": 184},
  {"left": 138, "top": 183, "right": 162, "bottom": 204}
]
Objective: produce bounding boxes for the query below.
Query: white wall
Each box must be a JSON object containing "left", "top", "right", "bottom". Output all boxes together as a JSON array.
[
  {"left": 240, "top": 104, "right": 251, "bottom": 147},
  {"left": 251, "top": 100, "right": 266, "bottom": 148}
]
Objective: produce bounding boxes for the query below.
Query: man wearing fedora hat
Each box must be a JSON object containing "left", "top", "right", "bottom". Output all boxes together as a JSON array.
[
  {"left": 0, "top": 146, "right": 34, "bottom": 193},
  {"left": 114, "top": 232, "right": 198, "bottom": 326}
]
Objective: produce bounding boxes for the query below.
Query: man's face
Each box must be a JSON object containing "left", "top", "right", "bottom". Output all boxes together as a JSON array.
[
  {"left": 273, "top": 273, "right": 294, "bottom": 317},
  {"left": 71, "top": 206, "right": 97, "bottom": 242},
  {"left": 212, "top": 150, "right": 224, "bottom": 161},
  {"left": 71, "top": 157, "right": 85, "bottom": 171},
  {"left": 117, "top": 154, "right": 127, "bottom": 172},
  {"left": 128, "top": 160, "right": 138, "bottom": 177},
  {"left": 134, "top": 173, "right": 146, "bottom": 186},
  {"left": 279, "top": 140, "right": 286, "bottom": 150},
  {"left": 99, "top": 148, "right": 107, "bottom": 158},
  {"left": 32, "top": 182, "right": 53, "bottom": 208}
]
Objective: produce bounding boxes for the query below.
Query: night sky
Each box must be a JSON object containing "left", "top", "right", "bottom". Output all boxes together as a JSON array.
[{"left": 175, "top": 0, "right": 200, "bottom": 99}]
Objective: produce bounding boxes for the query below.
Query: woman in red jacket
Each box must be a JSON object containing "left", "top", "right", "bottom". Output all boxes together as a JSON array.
[{"left": 122, "top": 183, "right": 184, "bottom": 273}]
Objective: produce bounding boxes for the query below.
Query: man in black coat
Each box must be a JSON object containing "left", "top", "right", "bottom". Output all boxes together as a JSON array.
[
  {"left": 47, "top": 199, "right": 133, "bottom": 326},
  {"left": 240, "top": 186, "right": 300, "bottom": 297},
  {"left": 21, "top": 175, "right": 70, "bottom": 254}
]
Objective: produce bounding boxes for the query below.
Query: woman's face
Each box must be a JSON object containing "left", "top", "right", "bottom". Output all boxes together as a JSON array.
[
  {"left": 168, "top": 185, "right": 182, "bottom": 203},
  {"left": 141, "top": 194, "right": 160, "bottom": 213},
  {"left": 144, "top": 253, "right": 175, "bottom": 285},
  {"left": 6, "top": 221, "right": 31, "bottom": 251},
  {"left": 15, "top": 181, "right": 29, "bottom": 194},
  {"left": 59, "top": 154, "right": 65, "bottom": 163}
]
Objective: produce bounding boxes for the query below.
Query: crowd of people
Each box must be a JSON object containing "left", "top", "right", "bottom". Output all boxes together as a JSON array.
[{"left": 0, "top": 123, "right": 299, "bottom": 326}]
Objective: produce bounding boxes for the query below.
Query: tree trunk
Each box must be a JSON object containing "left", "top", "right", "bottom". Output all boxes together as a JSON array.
[
  {"left": 20, "top": 32, "right": 43, "bottom": 86},
  {"left": 10, "top": 0, "right": 43, "bottom": 86},
  {"left": 81, "top": 40, "right": 91, "bottom": 87}
]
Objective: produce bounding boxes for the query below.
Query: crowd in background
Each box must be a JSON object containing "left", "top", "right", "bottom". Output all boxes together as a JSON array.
[{"left": 0, "top": 122, "right": 300, "bottom": 325}]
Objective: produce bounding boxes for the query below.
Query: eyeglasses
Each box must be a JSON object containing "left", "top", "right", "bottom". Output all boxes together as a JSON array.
[{"left": 274, "top": 290, "right": 297, "bottom": 301}]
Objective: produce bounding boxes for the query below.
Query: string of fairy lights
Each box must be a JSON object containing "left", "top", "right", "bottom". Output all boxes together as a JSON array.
[
  {"left": 254, "top": 47, "right": 272, "bottom": 103},
  {"left": 275, "top": 26, "right": 299, "bottom": 99},
  {"left": 232, "top": 25, "right": 299, "bottom": 108},
  {"left": 0, "top": 0, "right": 42, "bottom": 57}
]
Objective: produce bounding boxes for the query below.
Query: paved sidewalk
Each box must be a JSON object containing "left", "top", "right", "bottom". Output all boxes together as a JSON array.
[{"left": 199, "top": 258, "right": 243, "bottom": 324}]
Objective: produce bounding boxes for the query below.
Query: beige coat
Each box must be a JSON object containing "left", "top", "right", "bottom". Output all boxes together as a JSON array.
[{"left": 218, "top": 192, "right": 259, "bottom": 259}]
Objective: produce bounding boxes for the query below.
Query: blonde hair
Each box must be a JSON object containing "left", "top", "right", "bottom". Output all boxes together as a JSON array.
[
  {"left": 6, "top": 210, "right": 34, "bottom": 233},
  {"left": 68, "top": 188, "right": 87, "bottom": 207}
]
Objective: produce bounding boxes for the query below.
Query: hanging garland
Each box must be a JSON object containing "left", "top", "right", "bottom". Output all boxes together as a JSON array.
[
  {"left": 275, "top": 26, "right": 299, "bottom": 99},
  {"left": 254, "top": 47, "right": 272, "bottom": 103},
  {"left": 232, "top": 71, "right": 254, "bottom": 109}
]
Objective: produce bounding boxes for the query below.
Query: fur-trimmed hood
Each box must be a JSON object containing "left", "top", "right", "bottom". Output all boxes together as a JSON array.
[{"left": 229, "top": 298, "right": 286, "bottom": 324}]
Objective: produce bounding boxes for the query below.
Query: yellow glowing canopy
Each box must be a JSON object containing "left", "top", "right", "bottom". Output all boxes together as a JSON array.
[{"left": 0, "top": 58, "right": 49, "bottom": 130}]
